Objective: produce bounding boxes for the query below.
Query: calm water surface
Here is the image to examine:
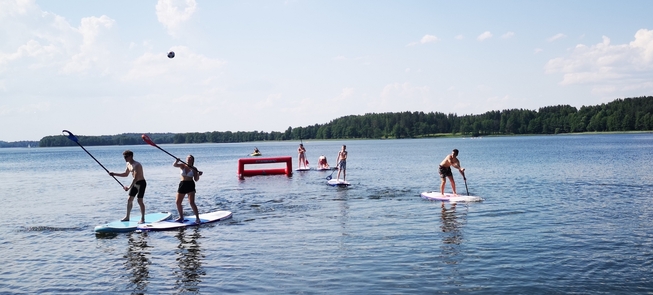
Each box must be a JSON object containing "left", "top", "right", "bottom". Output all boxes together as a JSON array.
[{"left": 1, "top": 134, "right": 653, "bottom": 294}]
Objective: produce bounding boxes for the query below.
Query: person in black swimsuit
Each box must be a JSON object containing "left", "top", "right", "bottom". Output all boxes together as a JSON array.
[{"left": 439, "top": 149, "right": 465, "bottom": 196}]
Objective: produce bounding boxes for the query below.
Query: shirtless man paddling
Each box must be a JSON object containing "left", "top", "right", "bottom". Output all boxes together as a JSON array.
[
  {"left": 439, "top": 149, "right": 465, "bottom": 196},
  {"left": 109, "top": 150, "right": 146, "bottom": 223},
  {"left": 336, "top": 145, "right": 348, "bottom": 182}
]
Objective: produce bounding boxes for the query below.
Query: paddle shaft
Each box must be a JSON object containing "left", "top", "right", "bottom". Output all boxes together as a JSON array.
[
  {"left": 63, "top": 131, "right": 124, "bottom": 188},
  {"left": 326, "top": 168, "right": 337, "bottom": 180},
  {"left": 142, "top": 135, "right": 202, "bottom": 175},
  {"left": 462, "top": 171, "right": 469, "bottom": 196}
]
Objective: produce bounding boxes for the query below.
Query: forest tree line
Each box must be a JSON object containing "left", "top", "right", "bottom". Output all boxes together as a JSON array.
[{"left": 37, "top": 96, "right": 653, "bottom": 147}]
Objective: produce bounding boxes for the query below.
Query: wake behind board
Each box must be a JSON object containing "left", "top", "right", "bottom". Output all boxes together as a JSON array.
[
  {"left": 327, "top": 179, "right": 351, "bottom": 187},
  {"left": 420, "top": 192, "right": 482, "bottom": 202},
  {"left": 94, "top": 212, "right": 172, "bottom": 233},
  {"left": 137, "top": 210, "right": 232, "bottom": 231}
]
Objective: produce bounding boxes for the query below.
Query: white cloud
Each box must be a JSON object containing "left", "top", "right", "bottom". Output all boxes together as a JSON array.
[
  {"left": 155, "top": 0, "right": 197, "bottom": 37},
  {"left": 374, "top": 82, "right": 431, "bottom": 112},
  {"left": 477, "top": 31, "right": 493, "bottom": 41},
  {"left": 62, "top": 15, "right": 116, "bottom": 74},
  {"left": 547, "top": 33, "right": 566, "bottom": 42},
  {"left": 545, "top": 29, "right": 653, "bottom": 94},
  {"left": 124, "top": 46, "right": 225, "bottom": 84},
  {"left": 0, "top": 0, "right": 38, "bottom": 17},
  {"left": 534, "top": 48, "right": 543, "bottom": 54},
  {"left": 407, "top": 34, "right": 440, "bottom": 46},
  {"left": 334, "top": 87, "right": 354, "bottom": 102},
  {"left": 501, "top": 32, "right": 515, "bottom": 39},
  {"left": 455, "top": 35, "right": 464, "bottom": 40}
]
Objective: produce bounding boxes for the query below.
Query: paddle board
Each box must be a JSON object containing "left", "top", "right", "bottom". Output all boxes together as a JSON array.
[
  {"left": 316, "top": 167, "right": 332, "bottom": 171},
  {"left": 420, "top": 192, "right": 482, "bottom": 202},
  {"left": 250, "top": 152, "right": 262, "bottom": 156},
  {"left": 137, "top": 210, "right": 232, "bottom": 231},
  {"left": 94, "top": 212, "right": 172, "bottom": 233},
  {"left": 327, "top": 179, "right": 351, "bottom": 187},
  {"left": 296, "top": 167, "right": 311, "bottom": 171}
]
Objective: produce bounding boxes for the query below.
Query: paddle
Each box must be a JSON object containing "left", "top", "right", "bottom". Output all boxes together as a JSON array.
[
  {"left": 326, "top": 168, "right": 337, "bottom": 180},
  {"left": 462, "top": 171, "right": 469, "bottom": 196},
  {"left": 141, "top": 134, "right": 203, "bottom": 175},
  {"left": 62, "top": 130, "right": 125, "bottom": 188}
]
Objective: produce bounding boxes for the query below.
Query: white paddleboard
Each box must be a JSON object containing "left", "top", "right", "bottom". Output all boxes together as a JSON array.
[
  {"left": 316, "top": 167, "right": 332, "bottom": 171},
  {"left": 137, "top": 210, "right": 232, "bottom": 231},
  {"left": 327, "top": 179, "right": 351, "bottom": 187},
  {"left": 420, "top": 192, "right": 482, "bottom": 202},
  {"left": 94, "top": 212, "right": 172, "bottom": 233},
  {"left": 296, "top": 167, "right": 311, "bottom": 171}
]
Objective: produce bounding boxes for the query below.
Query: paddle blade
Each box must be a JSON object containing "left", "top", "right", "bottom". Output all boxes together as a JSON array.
[
  {"left": 326, "top": 175, "right": 332, "bottom": 180},
  {"left": 62, "top": 130, "right": 78, "bottom": 142},
  {"left": 141, "top": 134, "right": 156, "bottom": 146}
]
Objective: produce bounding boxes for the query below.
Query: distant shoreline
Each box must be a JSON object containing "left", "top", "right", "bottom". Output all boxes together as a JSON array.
[{"left": 3, "top": 130, "right": 652, "bottom": 148}]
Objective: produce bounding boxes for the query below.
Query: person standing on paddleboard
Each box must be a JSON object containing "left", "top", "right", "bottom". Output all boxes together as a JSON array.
[
  {"left": 298, "top": 144, "right": 307, "bottom": 169},
  {"left": 109, "top": 150, "right": 146, "bottom": 223},
  {"left": 336, "top": 145, "right": 348, "bottom": 182},
  {"left": 439, "top": 149, "right": 465, "bottom": 196},
  {"left": 174, "top": 155, "right": 201, "bottom": 224}
]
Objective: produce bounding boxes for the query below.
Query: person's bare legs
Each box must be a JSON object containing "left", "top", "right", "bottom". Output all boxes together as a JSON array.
[
  {"left": 188, "top": 193, "right": 200, "bottom": 224},
  {"left": 137, "top": 198, "right": 145, "bottom": 223},
  {"left": 175, "top": 193, "right": 185, "bottom": 222},
  {"left": 122, "top": 195, "right": 135, "bottom": 221},
  {"left": 440, "top": 178, "right": 446, "bottom": 195},
  {"left": 448, "top": 175, "right": 457, "bottom": 195}
]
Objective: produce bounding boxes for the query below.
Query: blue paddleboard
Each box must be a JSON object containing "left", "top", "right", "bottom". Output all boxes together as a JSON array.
[
  {"left": 94, "top": 212, "right": 172, "bottom": 233},
  {"left": 137, "top": 210, "right": 233, "bottom": 231}
]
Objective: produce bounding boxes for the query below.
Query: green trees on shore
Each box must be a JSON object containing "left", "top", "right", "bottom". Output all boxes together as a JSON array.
[{"left": 38, "top": 96, "right": 653, "bottom": 147}]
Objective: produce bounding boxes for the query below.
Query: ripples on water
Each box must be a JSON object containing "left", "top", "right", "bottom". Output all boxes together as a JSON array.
[{"left": 1, "top": 134, "right": 653, "bottom": 293}]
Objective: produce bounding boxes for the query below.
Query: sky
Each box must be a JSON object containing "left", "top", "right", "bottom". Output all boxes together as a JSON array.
[{"left": 1, "top": 0, "right": 652, "bottom": 141}]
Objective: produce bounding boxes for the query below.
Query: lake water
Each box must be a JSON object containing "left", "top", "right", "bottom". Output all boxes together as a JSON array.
[{"left": 1, "top": 134, "right": 653, "bottom": 294}]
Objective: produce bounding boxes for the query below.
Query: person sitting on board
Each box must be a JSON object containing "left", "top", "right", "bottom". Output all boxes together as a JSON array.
[
  {"left": 439, "top": 149, "right": 465, "bottom": 196},
  {"left": 254, "top": 147, "right": 259, "bottom": 153},
  {"left": 335, "top": 145, "right": 347, "bottom": 182},
  {"left": 298, "top": 143, "right": 307, "bottom": 169},
  {"left": 174, "top": 155, "right": 201, "bottom": 224},
  {"left": 318, "top": 155, "right": 329, "bottom": 169},
  {"left": 109, "top": 150, "right": 147, "bottom": 223}
]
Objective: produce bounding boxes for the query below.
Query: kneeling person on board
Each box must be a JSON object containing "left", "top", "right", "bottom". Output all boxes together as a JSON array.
[
  {"left": 439, "top": 149, "right": 465, "bottom": 196},
  {"left": 175, "top": 155, "right": 201, "bottom": 224},
  {"left": 336, "top": 145, "right": 347, "bottom": 181},
  {"left": 318, "top": 155, "right": 329, "bottom": 169},
  {"left": 109, "top": 150, "right": 146, "bottom": 223}
]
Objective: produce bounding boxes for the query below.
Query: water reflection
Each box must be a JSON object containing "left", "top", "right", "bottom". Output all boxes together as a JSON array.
[
  {"left": 438, "top": 202, "right": 466, "bottom": 286},
  {"left": 124, "top": 232, "right": 150, "bottom": 295},
  {"left": 440, "top": 202, "right": 463, "bottom": 249},
  {"left": 174, "top": 227, "right": 205, "bottom": 293}
]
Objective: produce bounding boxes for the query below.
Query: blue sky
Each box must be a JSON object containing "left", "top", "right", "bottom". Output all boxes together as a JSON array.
[{"left": 1, "top": 0, "right": 652, "bottom": 141}]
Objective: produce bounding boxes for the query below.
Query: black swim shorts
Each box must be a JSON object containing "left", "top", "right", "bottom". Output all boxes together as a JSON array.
[
  {"left": 177, "top": 180, "right": 196, "bottom": 194},
  {"left": 129, "top": 180, "right": 147, "bottom": 199},
  {"left": 439, "top": 165, "right": 453, "bottom": 179}
]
